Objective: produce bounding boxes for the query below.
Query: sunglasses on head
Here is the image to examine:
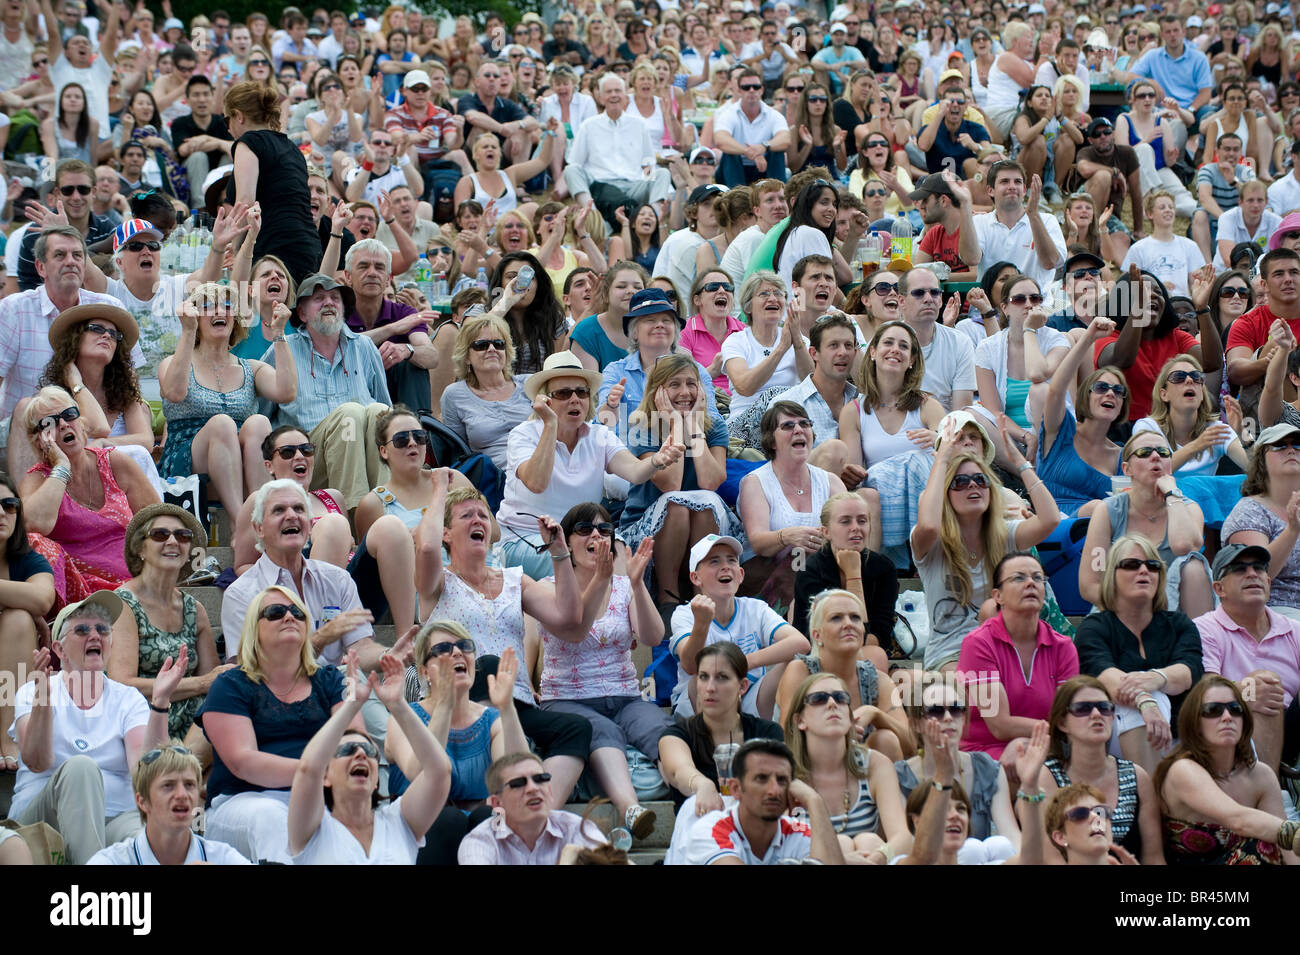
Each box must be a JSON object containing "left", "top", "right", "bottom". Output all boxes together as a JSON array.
[
  {"left": 549, "top": 386, "right": 590, "bottom": 400},
  {"left": 334, "top": 739, "right": 379, "bottom": 759},
  {"left": 259, "top": 603, "right": 307, "bottom": 622},
  {"left": 573, "top": 520, "right": 615, "bottom": 538},
  {"left": 470, "top": 338, "right": 508, "bottom": 352},
  {"left": 805, "top": 689, "right": 851, "bottom": 707},
  {"left": 424, "top": 637, "right": 476, "bottom": 663},
  {"left": 1167, "top": 369, "right": 1203, "bottom": 385},
  {"left": 1007, "top": 292, "right": 1043, "bottom": 306},
  {"left": 0, "top": 497, "right": 20, "bottom": 515},
  {"left": 1064, "top": 804, "right": 1113, "bottom": 823},
  {"left": 1116, "top": 557, "right": 1162, "bottom": 572},
  {"left": 1200, "top": 700, "right": 1245, "bottom": 718},
  {"left": 85, "top": 322, "right": 125, "bottom": 341},
  {"left": 922, "top": 703, "right": 966, "bottom": 719},
  {"left": 1218, "top": 286, "right": 1250, "bottom": 299},
  {"left": 140, "top": 744, "right": 193, "bottom": 765},
  {"left": 500, "top": 771, "right": 552, "bottom": 791},
  {"left": 1069, "top": 267, "right": 1101, "bottom": 279},
  {"left": 388, "top": 429, "right": 430, "bottom": 449},
  {"left": 60, "top": 184, "right": 92, "bottom": 196},
  {"left": 1127, "top": 445, "right": 1171, "bottom": 459},
  {"left": 949, "top": 472, "right": 989, "bottom": 490},
  {"left": 273, "top": 442, "right": 316, "bottom": 460},
  {"left": 702, "top": 281, "right": 734, "bottom": 293},
  {"left": 1066, "top": 700, "right": 1116, "bottom": 717},
  {"left": 32, "top": 405, "right": 80, "bottom": 433},
  {"left": 147, "top": 527, "right": 195, "bottom": 543}
]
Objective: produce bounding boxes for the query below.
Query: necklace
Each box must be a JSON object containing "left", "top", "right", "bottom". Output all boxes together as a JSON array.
[
  {"left": 206, "top": 353, "right": 232, "bottom": 391},
  {"left": 779, "top": 470, "right": 808, "bottom": 496}
]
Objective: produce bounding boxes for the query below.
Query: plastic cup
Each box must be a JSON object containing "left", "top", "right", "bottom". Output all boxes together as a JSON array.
[{"left": 713, "top": 742, "right": 740, "bottom": 795}]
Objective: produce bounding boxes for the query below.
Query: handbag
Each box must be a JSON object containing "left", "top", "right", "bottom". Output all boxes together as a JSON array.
[{"left": 1, "top": 819, "right": 66, "bottom": 865}]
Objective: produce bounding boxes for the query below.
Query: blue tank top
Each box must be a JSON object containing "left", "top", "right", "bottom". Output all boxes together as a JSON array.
[
  {"left": 1125, "top": 115, "right": 1167, "bottom": 170},
  {"left": 1036, "top": 413, "right": 1121, "bottom": 517},
  {"left": 387, "top": 701, "right": 499, "bottom": 802}
]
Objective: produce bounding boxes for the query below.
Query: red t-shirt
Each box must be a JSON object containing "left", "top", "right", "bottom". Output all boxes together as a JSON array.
[
  {"left": 918, "top": 222, "right": 967, "bottom": 271},
  {"left": 1223, "top": 304, "right": 1300, "bottom": 355},
  {"left": 1093, "top": 328, "right": 1199, "bottom": 420}
]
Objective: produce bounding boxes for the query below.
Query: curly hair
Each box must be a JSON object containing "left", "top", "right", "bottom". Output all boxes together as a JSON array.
[{"left": 40, "top": 323, "right": 141, "bottom": 420}]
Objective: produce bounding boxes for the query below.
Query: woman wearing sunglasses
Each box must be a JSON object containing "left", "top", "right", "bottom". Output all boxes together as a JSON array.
[
  {"left": 913, "top": 417, "right": 1060, "bottom": 673},
  {"left": 109, "top": 504, "right": 228, "bottom": 746},
  {"left": 680, "top": 269, "right": 744, "bottom": 402},
  {"left": 1075, "top": 535, "right": 1205, "bottom": 774},
  {"left": 1114, "top": 81, "right": 1197, "bottom": 219},
  {"left": 1078, "top": 431, "right": 1214, "bottom": 617},
  {"left": 782, "top": 671, "right": 911, "bottom": 862},
  {"left": 1034, "top": 676, "right": 1166, "bottom": 864},
  {"left": 848, "top": 131, "right": 915, "bottom": 225},
  {"left": 386, "top": 622, "right": 527, "bottom": 864},
  {"left": 21, "top": 385, "right": 159, "bottom": 604},
  {"left": 286, "top": 648, "right": 450, "bottom": 864},
  {"left": 439, "top": 314, "right": 532, "bottom": 472},
  {"left": 197, "top": 586, "right": 350, "bottom": 863},
  {"left": 1154, "top": 675, "right": 1297, "bottom": 865},
  {"left": 535, "top": 503, "right": 672, "bottom": 840},
  {"left": 1133, "top": 354, "right": 1247, "bottom": 476}
]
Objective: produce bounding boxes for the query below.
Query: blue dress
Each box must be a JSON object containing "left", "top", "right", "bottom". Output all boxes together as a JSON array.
[
  {"left": 1036, "top": 413, "right": 1120, "bottom": 517},
  {"left": 387, "top": 701, "right": 498, "bottom": 803},
  {"left": 160, "top": 359, "right": 258, "bottom": 478}
]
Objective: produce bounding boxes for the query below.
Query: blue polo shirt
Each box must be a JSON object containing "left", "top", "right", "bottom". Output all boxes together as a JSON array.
[
  {"left": 1130, "top": 43, "right": 1213, "bottom": 109},
  {"left": 922, "top": 118, "right": 990, "bottom": 173}
]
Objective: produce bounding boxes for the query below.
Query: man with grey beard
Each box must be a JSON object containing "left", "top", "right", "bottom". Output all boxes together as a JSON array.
[{"left": 259, "top": 273, "right": 392, "bottom": 511}]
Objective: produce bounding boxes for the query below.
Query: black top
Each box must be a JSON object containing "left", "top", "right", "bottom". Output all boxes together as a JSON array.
[
  {"left": 541, "top": 38, "right": 591, "bottom": 63},
  {"left": 456, "top": 93, "right": 526, "bottom": 127},
  {"left": 171, "top": 112, "right": 233, "bottom": 168},
  {"left": 662, "top": 712, "right": 783, "bottom": 805},
  {"left": 792, "top": 543, "right": 898, "bottom": 650},
  {"left": 225, "top": 129, "right": 322, "bottom": 286},
  {"left": 8, "top": 549, "right": 53, "bottom": 581},
  {"left": 1075, "top": 609, "right": 1205, "bottom": 725},
  {"left": 833, "top": 98, "right": 869, "bottom": 158}
]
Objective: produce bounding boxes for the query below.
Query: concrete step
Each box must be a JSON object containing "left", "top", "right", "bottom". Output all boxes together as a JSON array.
[
  {"left": 203, "top": 545, "right": 234, "bottom": 570},
  {"left": 562, "top": 799, "right": 675, "bottom": 849},
  {"left": 629, "top": 848, "right": 666, "bottom": 864}
]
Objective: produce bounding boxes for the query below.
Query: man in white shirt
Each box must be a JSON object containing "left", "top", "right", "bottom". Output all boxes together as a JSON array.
[
  {"left": 43, "top": 0, "right": 119, "bottom": 133},
  {"left": 684, "top": 739, "right": 844, "bottom": 864},
  {"left": 901, "top": 266, "right": 976, "bottom": 411},
  {"left": 315, "top": 11, "right": 348, "bottom": 68},
  {"left": 1034, "top": 37, "right": 1091, "bottom": 112},
  {"left": 973, "top": 159, "right": 1067, "bottom": 289},
  {"left": 714, "top": 68, "right": 792, "bottom": 186},
  {"left": 719, "top": 178, "right": 788, "bottom": 283},
  {"left": 564, "top": 74, "right": 674, "bottom": 221},
  {"left": 1269, "top": 141, "right": 1300, "bottom": 215}
]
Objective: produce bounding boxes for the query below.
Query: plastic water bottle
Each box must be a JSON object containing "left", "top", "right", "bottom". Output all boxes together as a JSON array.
[
  {"left": 475, "top": 266, "right": 488, "bottom": 292},
  {"left": 413, "top": 253, "right": 434, "bottom": 303},
  {"left": 435, "top": 271, "right": 448, "bottom": 304},
  {"left": 890, "top": 217, "right": 913, "bottom": 268}
]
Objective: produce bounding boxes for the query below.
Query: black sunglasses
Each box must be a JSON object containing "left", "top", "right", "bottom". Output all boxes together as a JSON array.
[
  {"left": 866, "top": 139, "right": 890, "bottom": 149},
  {"left": 1090, "top": 381, "right": 1127, "bottom": 397},
  {"left": 470, "top": 338, "right": 508, "bottom": 352},
  {"left": 1223, "top": 560, "right": 1269, "bottom": 576},
  {"left": 147, "top": 527, "right": 195, "bottom": 543},
  {"left": 573, "top": 520, "right": 615, "bottom": 539},
  {"left": 1116, "top": 557, "right": 1162, "bottom": 572},
  {"left": 272, "top": 442, "right": 316, "bottom": 460},
  {"left": 864, "top": 188, "right": 888, "bottom": 197},
  {"left": 0, "top": 497, "right": 20, "bottom": 515},
  {"left": 549, "top": 386, "right": 590, "bottom": 400},
  {"left": 259, "top": 603, "right": 307, "bottom": 622},
  {"left": 1267, "top": 438, "right": 1300, "bottom": 452},
  {"left": 922, "top": 703, "right": 967, "bottom": 719},
  {"left": 702, "top": 281, "right": 734, "bottom": 293},
  {"left": 1167, "top": 369, "right": 1203, "bottom": 385},
  {"left": 692, "top": 154, "right": 716, "bottom": 166},
  {"left": 140, "top": 744, "right": 193, "bottom": 765},
  {"left": 123, "top": 240, "right": 161, "bottom": 253},
  {"left": 869, "top": 281, "right": 899, "bottom": 295},
  {"left": 248, "top": 58, "right": 271, "bottom": 66},
  {"left": 1218, "top": 286, "right": 1250, "bottom": 299},
  {"left": 785, "top": 83, "right": 806, "bottom": 92},
  {"left": 1069, "top": 267, "right": 1102, "bottom": 279},
  {"left": 949, "top": 472, "right": 990, "bottom": 490},
  {"left": 1127, "top": 445, "right": 1171, "bottom": 459},
  {"left": 739, "top": 82, "right": 763, "bottom": 91},
  {"left": 59, "top": 184, "right": 92, "bottom": 196},
  {"left": 334, "top": 739, "right": 379, "bottom": 759},
  {"left": 805, "top": 690, "right": 851, "bottom": 706},
  {"left": 32, "top": 405, "right": 80, "bottom": 433},
  {"left": 85, "top": 322, "right": 125, "bottom": 341},
  {"left": 807, "top": 94, "right": 828, "bottom": 102},
  {"left": 388, "top": 429, "right": 430, "bottom": 449},
  {"left": 1066, "top": 700, "right": 1116, "bottom": 717},
  {"left": 909, "top": 288, "right": 943, "bottom": 299},
  {"left": 1200, "top": 701, "right": 1245, "bottom": 718},
  {"left": 500, "top": 771, "right": 552, "bottom": 791},
  {"left": 424, "top": 637, "right": 476, "bottom": 663},
  {"left": 506, "top": 511, "right": 560, "bottom": 554}
]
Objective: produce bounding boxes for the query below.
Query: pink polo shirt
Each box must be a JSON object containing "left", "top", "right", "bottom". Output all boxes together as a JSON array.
[
  {"left": 679, "top": 313, "right": 745, "bottom": 394},
  {"left": 1196, "top": 606, "right": 1300, "bottom": 708},
  {"left": 958, "top": 615, "right": 1080, "bottom": 758}
]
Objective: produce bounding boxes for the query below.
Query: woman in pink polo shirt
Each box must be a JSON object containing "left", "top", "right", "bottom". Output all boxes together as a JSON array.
[
  {"left": 679, "top": 269, "right": 745, "bottom": 404},
  {"left": 958, "top": 552, "right": 1080, "bottom": 762}
]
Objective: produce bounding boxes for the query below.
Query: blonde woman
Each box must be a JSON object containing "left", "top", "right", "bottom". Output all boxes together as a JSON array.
[
  {"left": 1133, "top": 354, "right": 1246, "bottom": 475},
  {"left": 452, "top": 126, "right": 558, "bottom": 220},
  {"left": 439, "top": 314, "right": 532, "bottom": 471}
]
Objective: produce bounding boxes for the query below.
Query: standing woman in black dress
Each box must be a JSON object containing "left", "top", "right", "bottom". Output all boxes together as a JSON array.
[{"left": 223, "top": 81, "right": 322, "bottom": 286}]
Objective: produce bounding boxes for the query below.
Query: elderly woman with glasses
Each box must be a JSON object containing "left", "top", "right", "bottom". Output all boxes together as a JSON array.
[
  {"left": 723, "top": 271, "right": 812, "bottom": 421},
  {"left": 1078, "top": 430, "right": 1214, "bottom": 617},
  {"left": 1154, "top": 675, "right": 1297, "bottom": 865},
  {"left": 159, "top": 282, "right": 296, "bottom": 518},
  {"left": 439, "top": 314, "right": 532, "bottom": 472},
  {"left": 1075, "top": 535, "right": 1204, "bottom": 774},
  {"left": 1220, "top": 422, "right": 1300, "bottom": 616},
  {"left": 21, "top": 385, "right": 159, "bottom": 604}
]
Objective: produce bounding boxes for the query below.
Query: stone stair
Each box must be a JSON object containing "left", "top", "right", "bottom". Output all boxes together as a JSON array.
[{"left": 562, "top": 799, "right": 673, "bottom": 864}]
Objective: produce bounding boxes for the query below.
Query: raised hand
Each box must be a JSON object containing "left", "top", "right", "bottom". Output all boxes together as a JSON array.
[
  {"left": 537, "top": 515, "right": 565, "bottom": 553},
  {"left": 487, "top": 646, "right": 519, "bottom": 711},
  {"left": 344, "top": 648, "right": 372, "bottom": 704},
  {"left": 369, "top": 651, "right": 406, "bottom": 708},
  {"left": 941, "top": 291, "right": 961, "bottom": 326},
  {"left": 997, "top": 413, "right": 1028, "bottom": 469},
  {"left": 690, "top": 593, "right": 716, "bottom": 625},
  {"left": 627, "top": 536, "right": 655, "bottom": 581},
  {"left": 1014, "top": 719, "right": 1049, "bottom": 787},
  {"left": 532, "top": 392, "right": 558, "bottom": 426},
  {"left": 966, "top": 286, "right": 991, "bottom": 315},
  {"left": 942, "top": 167, "right": 971, "bottom": 206},
  {"left": 1027, "top": 174, "right": 1042, "bottom": 213},
  {"left": 923, "top": 716, "right": 955, "bottom": 781},
  {"left": 386, "top": 624, "right": 419, "bottom": 668},
  {"left": 152, "top": 643, "right": 188, "bottom": 707},
  {"left": 799, "top": 124, "right": 814, "bottom": 145},
  {"left": 1087, "top": 315, "right": 1116, "bottom": 340}
]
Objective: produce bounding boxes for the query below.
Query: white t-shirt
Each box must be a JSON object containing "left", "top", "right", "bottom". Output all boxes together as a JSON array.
[
  {"left": 1120, "top": 235, "right": 1206, "bottom": 298},
  {"left": 776, "top": 225, "right": 833, "bottom": 293},
  {"left": 290, "top": 797, "right": 422, "bottom": 865},
  {"left": 4, "top": 222, "right": 31, "bottom": 276},
  {"left": 669, "top": 595, "right": 787, "bottom": 686},
  {"left": 684, "top": 804, "right": 812, "bottom": 865},
  {"left": 9, "top": 675, "right": 150, "bottom": 819},
  {"left": 1211, "top": 207, "right": 1281, "bottom": 270},
  {"left": 1268, "top": 173, "right": 1300, "bottom": 216},
  {"left": 87, "top": 829, "right": 251, "bottom": 865},
  {"left": 105, "top": 274, "right": 190, "bottom": 384},
  {"left": 973, "top": 325, "right": 1069, "bottom": 417},
  {"left": 721, "top": 325, "right": 810, "bottom": 418},
  {"left": 344, "top": 163, "right": 409, "bottom": 204},
  {"left": 51, "top": 52, "right": 113, "bottom": 132},
  {"left": 915, "top": 322, "right": 977, "bottom": 410},
  {"left": 719, "top": 224, "right": 766, "bottom": 284},
  {"left": 653, "top": 228, "right": 707, "bottom": 301}
]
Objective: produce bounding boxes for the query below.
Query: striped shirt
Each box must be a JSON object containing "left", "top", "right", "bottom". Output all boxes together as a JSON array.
[{"left": 1195, "top": 162, "right": 1255, "bottom": 212}]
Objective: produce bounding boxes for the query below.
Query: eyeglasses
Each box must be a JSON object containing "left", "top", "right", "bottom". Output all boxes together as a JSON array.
[
  {"left": 702, "top": 281, "right": 734, "bottom": 293},
  {"left": 500, "top": 771, "right": 552, "bottom": 791},
  {"left": 777, "top": 418, "right": 813, "bottom": 432},
  {"left": 1127, "top": 445, "right": 1171, "bottom": 460},
  {"left": 805, "top": 690, "right": 851, "bottom": 707},
  {"left": 1066, "top": 700, "right": 1116, "bottom": 717},
  {"left": 949, "top": 472, "right": 990, "bottom": 490},
  {"left": 470, "top": 338, "right": 508, "bottom": 352},
  {"left": 334, "top": 739, "right": 379, "bottom": 759},
  {"left": 1200, "top": 701, "right": 1245, "bottom": 718},
  {"left": 59, "top": 184, "right": 92, "bottom": 196},
  {"left": 1069, "top": 267, "right": 1101, "bottom": 279},
  {"left": 573, "top": 520, "right": 615, "bottom": 538},
  {"left": 869, "top": 281, "right": 899, "bottom": 295},
  {"left": 147, "top": 527, "right": 196, "bottom": 543},
  {"left": 1090, "top": 381, "right": 1127, "bottom": 397},
  {"left": 864, "top": 188, "right": 888, "bottom": 197},
  {"left": 31, "top": 405, "right": 80, "bottom": 433},
  {"left": 1266, "top": 438, "right": 1300, "bottom": 452},
  {"left": 1218, "top": 286, "right": 1250, "bottom": 299},
  {"left": 423, "top": 637, "right": 476, "bottom": 663},
  {"left": 123, "top": 240, "right": 161, "bottom": 253},
  {"left": 140, "top": 745, "right": 193, "bottom": 765},
  {"left": 84, "top": 322, "right": 126, "bottom": 342},
  {"left": 1007, "top": 293, "right": 1044, "bottom": 306},
  {"left": 739, "top": 82, "right": 763, "bottom": 91},
  {"left": 388, "top": 429, "right": 430, "bottom": 449},
  {"left": 999, "top": 571, "right": 1046, "bottom": 585},
  {"left": 909, "top": 288, "right": 943, "bottom": 299},
  {"left": 272, "top": 442, "right": 316, "bottom": 460},
  {"left": 922, "top": 703, "right": 967, "bottom": 719},
  {"left": 32, "top": 58, "right": 49, "bottom": 67},
  {"left": 1116, "top": 557, "right": 1162, "bottom": 572},
  {"left": 807, "top": 94, "right": 828, "bottom": 103},
  {"left": 1224, "top": 560, "right": 1269, "bottom": 576},
  {"left": 259, "top": 603, "right": 307, "bottom": 622},
  {"left": 1166, "top": 369, "right": 1204, "bottom": 385},
  {"left": 1064, "top": 804, "right": 1113, "bottom": 823},
  {"left": 0, "top": 498, "right": 20, "bottom": 515},
  {"left": 549, "top": 386, "right": 590, "bottom": 400}
]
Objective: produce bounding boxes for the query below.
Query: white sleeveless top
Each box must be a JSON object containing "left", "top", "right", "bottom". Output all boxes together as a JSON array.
[
  {"left": 0, "top": 26, "right": 34, "bottom": 91},
  {"left": 986, "top": 58, "right": 1029, "bottom": 110},
  {"left": 858, "top": 401, "right": 923, "bottom": 466},
  {"left": 634, "top": 94, "right": 666, "bottom": 148},
  {"left": 430, "top": 566, "right": 533, "bottom": 704},
  {"left": 753, "top": 462, "right": 830, "bottom": 531},
  {"left": 469, "top": 171, "right": 518, "bottom": 215}
]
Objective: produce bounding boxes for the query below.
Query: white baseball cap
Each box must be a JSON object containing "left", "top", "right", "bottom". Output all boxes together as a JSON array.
[{"left": 689, "top": 534, "right": 743, "bottom": 572}]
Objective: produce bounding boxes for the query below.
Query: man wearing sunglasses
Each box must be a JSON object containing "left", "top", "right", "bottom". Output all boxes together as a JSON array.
[
  {"left": 11, "top": 591, "right": 178, "bottom": 864},
  {"left": 12, "top": 158, "right": 116, "bottom": 294},
  {"left": 459, "top": 752, "right": 605, "bottom": 864},
  {"left": 917, "top": 78, "right": 990, "bottom": 179},
  {"left": 714, "top": 68, "right": 791, "bottom": 187},
  {"left": 911, "top": 171, "right": 980, "bottom": 281},
  {"left": 1048, "top": 248, "right": 1107, "bottom": 333},
  {"left": 1195, "top": 543, "right": 1300, "bottom": 778}
]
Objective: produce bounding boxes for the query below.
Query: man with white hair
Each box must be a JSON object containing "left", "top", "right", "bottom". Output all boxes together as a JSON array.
[
  {"left": 565, "top": 73, "right": 674, "bottom": 222},
  {"left": 258, "top": 274, "right": 392, "bottom": 510}
]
